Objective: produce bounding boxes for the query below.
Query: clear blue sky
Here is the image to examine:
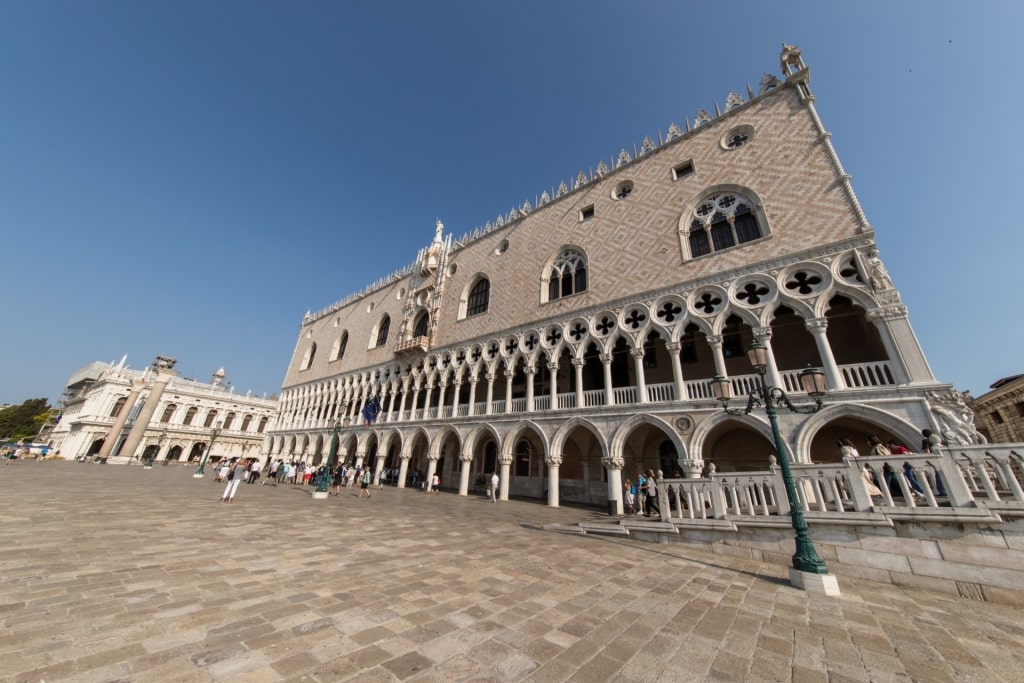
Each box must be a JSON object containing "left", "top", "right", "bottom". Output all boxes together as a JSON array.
[{"left": 1, "top": 1, "right": 1021, "bottom": 406}]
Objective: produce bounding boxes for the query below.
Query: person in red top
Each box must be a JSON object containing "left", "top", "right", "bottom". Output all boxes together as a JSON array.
[{"left": 887, "top": 440, "right": 910, "bottom": 455}]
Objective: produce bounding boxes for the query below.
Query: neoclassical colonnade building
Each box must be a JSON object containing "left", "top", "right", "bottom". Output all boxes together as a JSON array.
[{"left": 267, "top": 46, "right": 979, "bottom": 513}]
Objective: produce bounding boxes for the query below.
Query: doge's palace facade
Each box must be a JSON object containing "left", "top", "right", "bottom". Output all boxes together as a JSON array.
[{"left": 267, "top": 46, "right": 981, "bottom": 513}]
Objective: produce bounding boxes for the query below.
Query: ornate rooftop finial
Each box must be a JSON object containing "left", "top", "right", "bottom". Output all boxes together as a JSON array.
[
  {"left": 759, "top": 73, "right": 781, "bottom": 94},
  {"left": 666, "top": 122, "right": 682, "bottom": 141},
  {"left": 694, "top": 109, "right": 712, "bottom": 127},
  {"left": 641, "top": 136, "right": 655, "bottom": 154},
  {"left": 616, "top": 149, "right": 631, "bottom": 167},
  {"left": 725, "top": 92, "right": 745, "bottom": 111},
  {"left": 434, "top": 218, "right": 444, "bottom": 242}
]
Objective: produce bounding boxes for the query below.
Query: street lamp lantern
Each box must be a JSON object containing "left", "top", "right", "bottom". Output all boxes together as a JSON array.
[
  {"left": 714, "top": 344, "right": 840, "bottom": 595},
  {"left": 313, "top": 408, "right": 351, "bottom": 500},
  {"left": 193, "top": 421, "right": 223, "bottom": 479}
]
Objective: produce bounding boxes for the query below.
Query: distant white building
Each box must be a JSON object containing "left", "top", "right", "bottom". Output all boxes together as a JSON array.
[{"left": 46, "top": 355, "right": 278, "bottom": 465}]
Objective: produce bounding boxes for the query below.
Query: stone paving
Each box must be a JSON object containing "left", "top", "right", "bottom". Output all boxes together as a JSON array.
[{"left": 2, "top": 462, "right": 1023, "bottom": 682}]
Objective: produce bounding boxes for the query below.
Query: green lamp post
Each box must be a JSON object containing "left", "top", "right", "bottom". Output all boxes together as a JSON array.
[
  {"left": 710, "top": 341, "right": 840, "bottom": 595},
  {"left": 313, "top": 412, "right": 349, "bottom": 499},
  {"left": 193, "top": 421, "right": 222, "bottom": 478}
]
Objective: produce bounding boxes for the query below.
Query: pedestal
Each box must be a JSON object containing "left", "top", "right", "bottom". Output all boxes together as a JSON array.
[{"left": 788, "top": 568, "right": 841, "bottom": 596}]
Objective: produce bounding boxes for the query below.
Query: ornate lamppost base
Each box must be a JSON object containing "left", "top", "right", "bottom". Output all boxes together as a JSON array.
[
  {"left": 311, "top": 490, "right": 330, "bottom": 500},
  {"left": 788, "top": 568, "right": 841, "bottom": 596}
]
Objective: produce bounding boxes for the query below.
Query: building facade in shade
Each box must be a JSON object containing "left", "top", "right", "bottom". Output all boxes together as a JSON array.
[
  {"left": 46, "top": 355, "right": 278, "bottom": 465},
  {"left": 267, "top": 46, "right": 983, "bottom": 512},
  {"left": 969, "top": 376, "right": 1024, "bottom": 443}
]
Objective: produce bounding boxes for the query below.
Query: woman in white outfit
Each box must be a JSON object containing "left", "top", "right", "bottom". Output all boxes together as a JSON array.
[{"left": 221, "top": 459, "right": 244, "bottom": 503}]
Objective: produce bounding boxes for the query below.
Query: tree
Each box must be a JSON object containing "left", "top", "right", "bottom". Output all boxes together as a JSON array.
[{"left": 0, "top": 398, "right": 51, "bottom": 441}]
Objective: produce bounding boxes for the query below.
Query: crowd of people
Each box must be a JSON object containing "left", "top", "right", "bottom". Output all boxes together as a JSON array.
[{"left": 210, "top": 456, "right": 501, "bottom": 505}]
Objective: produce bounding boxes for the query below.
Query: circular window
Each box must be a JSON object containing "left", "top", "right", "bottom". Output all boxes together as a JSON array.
[
  {"left": 366, "top": 301, "right": 376, "bottom": 313},
  {"left": 447, "top": 262, "right": 458, "bottom": 276},
  {"left": 721, "top": 124, "right": 755, "bottom": 150},
  {"left": 613, "top": 180, "right": 634, "bottom": 200},
  {"left": 396, "top": 287, "right": 406, "bottom": 300},
  {"left": 495, "top": 239, "right": 509, "bottom": 256}
]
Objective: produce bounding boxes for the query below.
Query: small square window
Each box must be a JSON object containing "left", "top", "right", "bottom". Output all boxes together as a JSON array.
[
  {"left": 579, "top": 205, "right": 595, "bottom": 221},
  {"left": 672, "top": 161, "right": 694, "bottom": 180}
]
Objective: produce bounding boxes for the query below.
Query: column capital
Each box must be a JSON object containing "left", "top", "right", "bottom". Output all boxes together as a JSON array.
[
  {"left": 665, "top": 341, "right": 681, "bottom": 352},
  {"left": 706, "top": 335, "right": 723, "bottom": 347},
  {"left": 571, "top": 358, "right": 585, "bottom": 368},
  {"left": 630, "top": 348, "right": 645, "bottom": 360},
  {"left": 599, "top": 353, "right": 613, "bottom": 365},
  {"left": 545, "top": 452, "right": 563, "bottom": 467},
  {"left": 601, "top": 453, "right": 624, "bottom": 469},
  {"left": 753, "top": 327, "right": 773, "bottom": 339},
  {"left": 805, "top": 317, "right": 829, "bottom": 332}
]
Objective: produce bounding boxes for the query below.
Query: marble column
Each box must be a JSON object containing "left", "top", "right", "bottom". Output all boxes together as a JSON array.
[
  {"left": 666, "top": 341, "right": 686, "bottom": 401},
  {"left": 120, "top": 367, "right": 177, "bottom": 460},
  {"left": 631, "top": 348, "right": 648, "bottom": 403},
  {"left": 805, "top": 318, "right": 845, "bottom": 389},
  {"left": 97, "top": 379, "right": 146, "bottom": 460},
  {"left": 546, "top": 453, "right": 562, "bottom": 507}
]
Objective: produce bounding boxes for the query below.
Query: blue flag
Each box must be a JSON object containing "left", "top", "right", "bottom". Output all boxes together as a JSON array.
[{"left": 362, "top": 396, "right": 381, "bottom": 425}]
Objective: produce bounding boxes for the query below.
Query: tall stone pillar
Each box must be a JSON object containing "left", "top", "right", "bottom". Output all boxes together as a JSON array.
[
  {"left": 604, "top": 453, "right": 624, "bottom": 516},
  {"left": 665, "top": 342, "right": 686, "bottom": 401},
  {"left": 631, "top": 349, "right": 648, "bottom": 403},
  {"left": 119, "top": 364, "right": 177, "bottom": 460},
  {"left": 397, "top": 454, "right": 410, "bottom": 489},
  {"left": 425, "top": 455, "right": 439, "bottom": 492},
  {"left": 458, "top": 453, "right": 472, "bottom": 496},
  {"left": 753, "top": 327, "right": 784, "bottom": 390},
  {"left": 805, "top": 318, "right": 845, "bottom": 389},
  {"left": 546, "top": 453, "right": 562, "bottom": 508},
  {"left": 498, "top": 454, "right": 513, "bottom": 501},
  {"left": 601, "top": 353, "right": 614, "bottom": 406},
  {"left": 97, "top": 379, "right": 145, "bottom": 459}
]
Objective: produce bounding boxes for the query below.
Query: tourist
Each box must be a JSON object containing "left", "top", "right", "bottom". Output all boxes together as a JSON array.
[
  {"left": 220, "top": 458, "right": 243, "bottom": 503},
  {"left": 623, "top": 478, "right": 635, "bottom": 514},
  {"left": 867, "top": 435, "right": 891, "bottom": 457},
  {"left": 215, "top": 461, "right": 229, "bottom": 483},
  {"left": 839, "top": 438, "right": 883, "bottom": 497},
  {"left": 430, "top": 473, "right": 441, "bottom": 494},
  {"left": 490, "top": 472, "right": 499, "bottom": 502},
  {"left": 645, "top": 469, "right": 660, "bottom": 517},
  {"left": 636, "top": 471, "right": 647, "bottom": 516},
  {"left": 358, "top": 467, "right": 372, "bottom": 498}
]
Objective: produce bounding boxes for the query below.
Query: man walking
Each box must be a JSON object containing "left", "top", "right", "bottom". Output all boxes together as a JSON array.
[{"left": 490, "top": 472, "right": 499, "bottom": 502}]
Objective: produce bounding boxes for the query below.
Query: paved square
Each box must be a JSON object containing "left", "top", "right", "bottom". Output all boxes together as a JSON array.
[{"left": 1, "top": 462, "right": 1022, "bottom": 682}]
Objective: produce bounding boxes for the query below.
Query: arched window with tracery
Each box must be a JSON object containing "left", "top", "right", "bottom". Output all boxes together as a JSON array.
[
  {"left": 183, "top": 406, "right": 198, "bottom": 426},
  {"left": 375, "top": 315, "right": 391, "bottom": 347},
  {"left": 222, "top": 412, "right": 235, "bottom": 430},
  {"left": 413, "top": 311, "right": 430, "bottom": 337},
  {"left": 257, "top": 417, "right": 269, "bottom": 433},
  {"left": 203, "top": 410, "right": 219, "bottom": 428},
  {"left": 467, "top": 278, "right": 490, "bottom": 316},
  {"left": 160, "top": 403, "right": 176, "bottom": 423},
  {"left": 546, "top": 248, "right": 588, "bottom": 302},
  {"left": 240, "top": 414, "right": 253, "bottom": 431},
  {"left": 687, "top": 192, "right": 764, "bottom": 258}
]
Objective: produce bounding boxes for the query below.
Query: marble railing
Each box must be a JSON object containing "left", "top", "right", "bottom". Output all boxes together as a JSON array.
[
  {"left": 279, "top": 361, "right": 898, "bottom": 431},
  {"left": 658, "top": 448, "right": 1022, "bottom": 525}
]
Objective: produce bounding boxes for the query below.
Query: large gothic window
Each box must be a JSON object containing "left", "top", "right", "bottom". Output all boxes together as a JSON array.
[
  {"left": 687, "top": 193, "right": 764, "bottom": 259},
  {"left": 330, "top": 332, "right": 348, "bottom": 361},
  {"left": 467, "top": 278, "right": 490, "bottom": 316},
  {"left": 301, "top": 342, "right": 317, "bottom": 370},
  {"left": 547, "top": 249, "right": 588, "bottom": 302},
  {"left": 413, "top": 311, "right": 430, "bottom": 337},
  {"left": 375, "top": 315, "right": 391, "bottom": 347}
]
